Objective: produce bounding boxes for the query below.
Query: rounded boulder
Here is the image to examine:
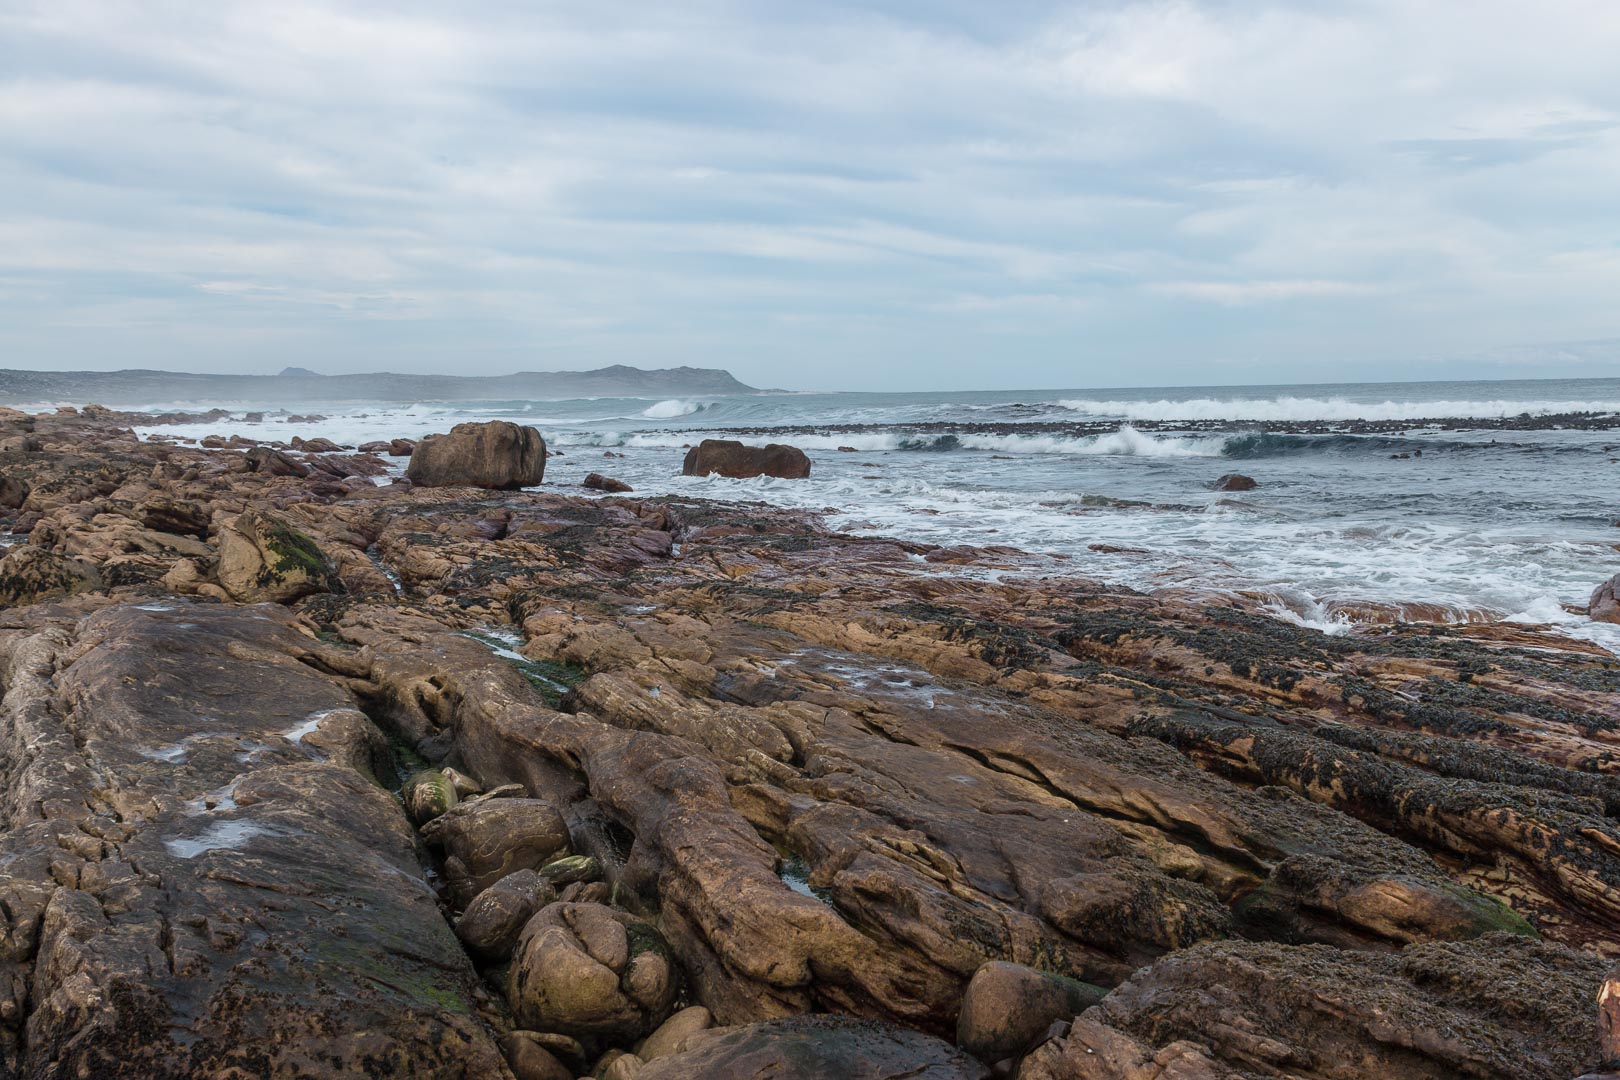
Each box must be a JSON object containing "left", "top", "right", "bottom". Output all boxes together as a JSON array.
[{"left": 406, "top": 421, "right": 546, "bottom": 489}]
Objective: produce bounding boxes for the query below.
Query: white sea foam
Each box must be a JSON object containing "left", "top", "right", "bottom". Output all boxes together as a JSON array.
[{"left": 1053, "top": 396, "right": 1620, "bottom": 422}]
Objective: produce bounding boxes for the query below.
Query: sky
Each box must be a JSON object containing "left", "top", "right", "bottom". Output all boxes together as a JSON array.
[{"left": 3, "top": 1, "right": 1620, "bottom": 391}]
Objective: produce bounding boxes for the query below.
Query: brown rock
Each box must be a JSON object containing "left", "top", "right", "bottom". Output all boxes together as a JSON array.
[
  {"left": 681, "top": 439, "right": 811, "bottom": 479},
  {"left": 407, "top": 421, "right": 546, "bottom": 489},
  {"left": 0, "top": 546, "right": 102, "bottom": 605},
  {"left": 421, "top": 796, "right": 571, "bottom": 903},
  {"left": 389, "top": 438, "right": 417, "bottom": 456},
  {"left": 1073, "top": 935, "right": 1605, "bottom": 1079},
  {"left": 637, "top": 1006, "right": 713, "bottom": 1062},
  {"left": 214, "top": 509, "right": 341, "bottom": 604},
  {"left": 507, "top": 901, "right": 679, "bottom": 1042},
  {"left": 637, "top": 1015, "right": 989, "bottom": 1079},
  {"left": 1592, "top": 574, "right": 1620, "bottom": 624},
  {"left": 584, "top": 473, "right": 634, "bottom": 493},
  {"left": 243, "top": 444, "right": 311, "bottom": 477},
  {"left": 456, "top": 869, "right": 558, "bottom": 960},
  {"left": 956, "top": 961, "right": 1106, "bottom": 1062},
  {"left": 501, "top": 1032, "right": 574, "bottom": 1080},
  {"left": 1211, "top": 473, "right": 1257, "bottom": 491}
]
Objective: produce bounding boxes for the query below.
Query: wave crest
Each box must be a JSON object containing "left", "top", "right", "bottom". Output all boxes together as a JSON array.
[
  {"left": 1054, "top": 395, "right": 1620, "bottom": 422},
  {"left": 641, "top": 398, "right": 708, "bottom": 419}
]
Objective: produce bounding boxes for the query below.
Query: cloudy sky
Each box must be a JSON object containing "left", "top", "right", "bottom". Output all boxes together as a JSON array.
[{"left": 3, "top": 1, "right": 1619, "bottom": 390}]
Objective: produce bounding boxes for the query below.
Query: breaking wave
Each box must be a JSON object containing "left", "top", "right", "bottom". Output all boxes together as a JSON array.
[{"left": 1053, "top": 395, "right": 1620, "bottom": 422}]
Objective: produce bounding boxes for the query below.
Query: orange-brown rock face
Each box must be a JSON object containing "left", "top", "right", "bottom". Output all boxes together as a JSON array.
[{"left": 0, "top": 406, "right": 1616, "bottom": 1078}]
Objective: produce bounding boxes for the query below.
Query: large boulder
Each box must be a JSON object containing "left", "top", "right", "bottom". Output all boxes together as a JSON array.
[
  {"left": 1592, "top": 574, "right": 1620, "bottom": 624},
  {"left": 215, "top": 509, "right": 341, "bottom": 604},
  {"left": 507, "top": 901, "right": 679, "bottom": 1042},
  {"left": 637, "top": 1015, "right": 989, "bottom": 1079},
  {"left": 681, "top": 439, "right": 810, "bottom": 479},
  {"left": 406, "top": 421, "right": 546, "bottom": 489}
]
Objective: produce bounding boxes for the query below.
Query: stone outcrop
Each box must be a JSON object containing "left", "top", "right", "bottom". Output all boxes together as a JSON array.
[
  {"left": 1593, "top": 573, "right": 1620, "bottom": 623},
  {"left": 681, "top": 439, "right": 811, "bottom": 479},
  {"left": 407, "top": 421, "right": 546, "bottom": 489}
]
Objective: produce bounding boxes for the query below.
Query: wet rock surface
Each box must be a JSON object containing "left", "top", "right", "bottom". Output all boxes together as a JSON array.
[
  {"left": 0, "top": 405, "right": 1615, "bottom": 1077},
  {"left": 681, "top": 438, "right": 811, "bottom": 478}
]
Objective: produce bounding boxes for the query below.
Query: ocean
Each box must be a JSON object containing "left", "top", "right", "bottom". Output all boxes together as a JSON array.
[{"left": 125, "top": 376, "right": 1620, "bottom": 651}]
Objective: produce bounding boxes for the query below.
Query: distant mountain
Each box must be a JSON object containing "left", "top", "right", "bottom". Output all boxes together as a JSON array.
[
  {"left": 278, "top": 366, "right": 324, "bottom": 377},
  {"left": 0, "top": 365, "right": 757, "bottom": 406}
]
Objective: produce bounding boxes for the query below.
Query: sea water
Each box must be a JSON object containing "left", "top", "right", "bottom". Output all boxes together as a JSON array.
[{"left": 129, "top": 376, "right": 1620, "bottom": 651}]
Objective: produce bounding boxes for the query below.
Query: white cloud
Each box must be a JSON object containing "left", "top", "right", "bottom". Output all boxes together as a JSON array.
[{"left": 0, "top": 0, "right": 1618, "bottom": 387}]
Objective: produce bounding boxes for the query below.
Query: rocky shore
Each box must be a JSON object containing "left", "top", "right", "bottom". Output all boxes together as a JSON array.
[{"left": 0, "top": 406, "right": 1617, "bottom": 1078}]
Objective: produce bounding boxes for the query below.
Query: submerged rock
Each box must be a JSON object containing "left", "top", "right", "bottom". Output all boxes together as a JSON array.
[
  {"left": 681, "top": 439, "right": 811, "bottom": 479},
  {"left": 584, "top": 473, "right": 634, "bottom": 493},
  {"left": 1211, "top": 473, "right": 1258, "bottom": 491},
  {"left": 407, "top": 421, "right": 546, "bottom": 489}
]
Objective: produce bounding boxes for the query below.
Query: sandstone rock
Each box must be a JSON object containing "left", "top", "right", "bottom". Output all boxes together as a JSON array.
[
  {"left": 358, "top": 440, "right": 392, "bottom": 454},
  {"left": 1015, "top": 1018, "right": 1228, "bottom": 1080},
  {"left": 139, "top": 495, "right": 210, "bottom": 537},
  {"left": 456, "top": 869, "right": 558, "bottom": 960},
  {"left": 215, "top": 509, "right": 341, "bottom": 603},
  {"left": 1592, "top": 574, "right": 1620, "bottom": 623},
  {"left": 681, "top": 439, "right": 811, "bottom": 479},
  {"left": 389, "top": 438, "right": 417, "bottom": 456},
  {"left": 1071, "top": 935, "right": 1605, "bottom": 1079},
  {"left": 1211, "top": 473, "right": 1257, "bottom": 491},
  {"left": 0, "top": 546, "right": 103, "bottom": 605},
  {"left": 402, "top": 768, "right": 459, "bottom": 824},
  {"left": 243, "top": 444, "right": 311, "bottom": 477},
  {"left": 508, "top": 902, "right": 679, "bottom": 1042},
  {"left": 501, "top": 1033, "right": 574, "bottom": 1080},
  {"left": 422, "top": 796, "right": 571, "bottom": 902},
  {"left": 636, "top": 1015, "right": 989, "bottom": 1079},
  {"left": 0, "top": 474, "right": 28, "bottom": 509},
  {"left": 956, "top": 961, "right": 1106, "bottom": 1062},
  {"left": 637, "top": 1006, "right": 713, "bottom": 1062},
  {"left": 407, "top": 421, "right": 546, "bottom": 489},
  {"left": 599, "top": 1051, "right": 644, "bottom": 1080},
  {"left": 584, "top": 473, "right": 634, "bottom": 493},
  {"left": 538, "top": 853, "right": 601, "bottom": 888},
  {"left": 0, "top": 604, "right": 507, "bottom": 1076}
]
